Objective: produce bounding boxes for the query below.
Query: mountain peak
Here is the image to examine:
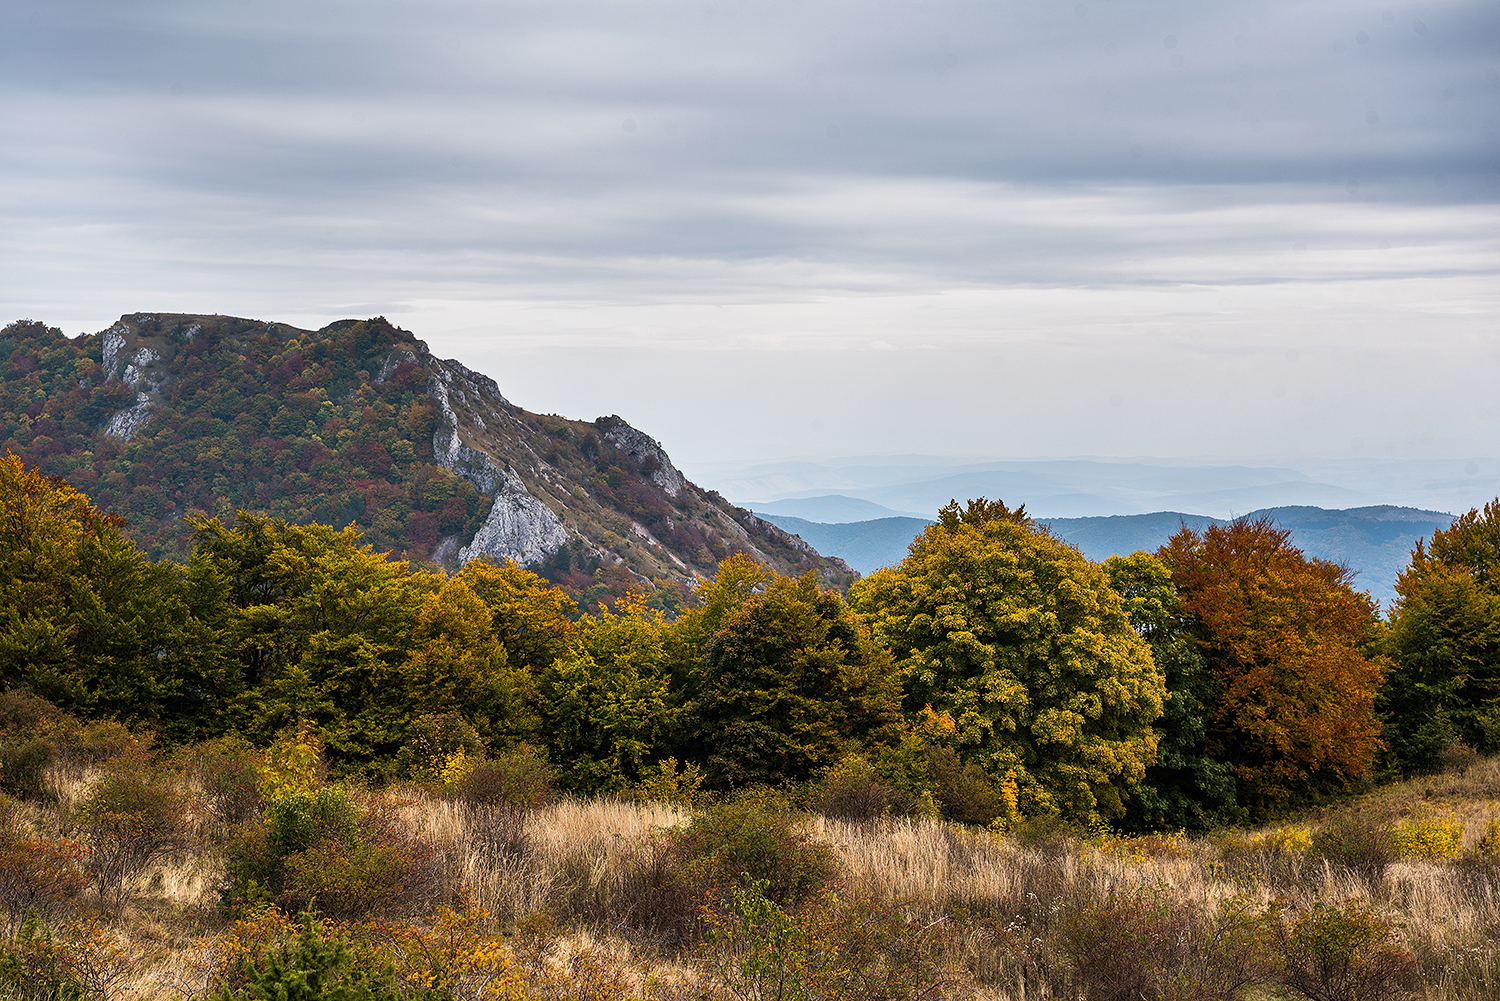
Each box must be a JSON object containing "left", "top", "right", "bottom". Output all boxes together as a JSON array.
[{"left": 2, "top": 312, "right": 854, "bottom": 606}]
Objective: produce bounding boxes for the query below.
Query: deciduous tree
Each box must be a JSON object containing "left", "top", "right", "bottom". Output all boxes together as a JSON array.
[
  {"left": 1382, "top": 499, "right": 1500, "bottom": 772},
  {"left": 1163, "top": 517, "right": 1383, "bottom": 810},
  {"left": 850, "top": 498, "right": 1165, "bottom": 824}
]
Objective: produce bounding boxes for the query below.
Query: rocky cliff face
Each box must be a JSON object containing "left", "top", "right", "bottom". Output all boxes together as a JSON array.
[{"left": 47, "top": 312, "right": 854, "bottom": 596}]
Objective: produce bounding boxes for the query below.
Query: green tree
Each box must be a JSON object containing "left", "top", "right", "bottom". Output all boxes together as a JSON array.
[
  {"left": 1163, "top": 517, "right": 1384, "bottom": 811},
  {"left": 1105, "top": 552, "right": 1239, "bottom": 831},
  {"left": 536, "top": 595, "right": 676, "bottom": 794},
  {"left": 1382, "top": 499, "right": 1500, "bottom": 772},
  {"left": 0, "top": 451, "right": 225, "bottom": 740},
  {"left": 849, "top": 499, "right": 1164, "bottom": 825},
  {"left": 191, "top": 513, "right": 433, "bottom": 769}
]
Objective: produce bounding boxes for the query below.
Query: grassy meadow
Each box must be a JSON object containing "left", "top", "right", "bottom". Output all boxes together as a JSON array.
[{"left": 3, "top": 745, "right": 1498, "bottom": 1001}]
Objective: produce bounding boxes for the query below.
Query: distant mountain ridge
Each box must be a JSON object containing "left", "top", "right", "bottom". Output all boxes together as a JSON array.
[
  {"left": 0, "top": 313, "right": 853, "bottom": 605},
  {"left": 758, "top": 504, "right": 1455, "bottom": 610}
]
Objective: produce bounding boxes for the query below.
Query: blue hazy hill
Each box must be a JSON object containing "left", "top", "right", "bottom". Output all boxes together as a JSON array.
[{"left": 759, "top": 505, "right": 1454, "bottom": 611}]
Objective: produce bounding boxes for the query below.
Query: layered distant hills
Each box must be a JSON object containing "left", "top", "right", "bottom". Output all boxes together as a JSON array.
[
  {"left": 757, "top": 505, "right": 1454, "bottom": 610},
  {"left": 0, "top": 313, "right": 852, "bottom": 606}
]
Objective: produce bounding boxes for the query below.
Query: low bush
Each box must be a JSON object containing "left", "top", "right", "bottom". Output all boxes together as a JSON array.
[
  {"left": 223, "top": 787, "right": 443, "bottom": 921},
  {"left": 1391, "top": 814, "right": 1464, "bottom": 859},
  {"left": 73, "top": 766, "right": 194, "bottom": 912},
  {"left": 451, "top": 744, "right": 554, "bottom": 813},
  {"left": 674, "top": 788, "right": 841, "bottom": 908},
  {"left": 699, "top": 878, "right": 968, "bottom": 1001},
  {"left": 393, "top": 712, "right": 485, "bottom": 787},
  {"left": 0, "top": 804, "right": 89, "bottom": 934},
  {"left": 926, "top": 747, "right": 1001, "bottom": 828},
  {"left": 816, "top": 754, "right": 919, "bottom": 824},
  {"left": 1276, "top": 900, "right": 1419, "bottom": 1001},
  {"left": 0, "top": 913, "right": 139, "bottom": 1001},
  {"left": 1311, "top": 812, "right": 1398, "bottom": 886},
  {"left": 1059, "top": 886, "right": 1276, "bottom": 1001},
  {"left": 176, "top": 736, "right": 263, "bottom": 829}
]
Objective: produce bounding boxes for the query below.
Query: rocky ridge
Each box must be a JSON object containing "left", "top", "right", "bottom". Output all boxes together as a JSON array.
[{"left": 42, "top": 312, "right": 854, "bottom": 596}]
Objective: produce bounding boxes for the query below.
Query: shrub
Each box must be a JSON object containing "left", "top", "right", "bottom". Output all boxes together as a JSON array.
[
  {"left": 926, "top": 747, "right": 1002, "bottom": 828},
  {"left": 0, "top": 804, "right": 89, "bottom": 934},
  {"left": 1391, "top": 814, "right": 1464, "bottom": 859},
  {"left": 0, "top": 691, "right": 66, "bottom": 802},
  {"left": 393, "top": 712, "right": 485, "bottom": 786},
  {"left": 1060, "top": 887, "right": 1276, "bottom": 1001},
  {"left": 224, "top": 787, "right": 443, "bottom": 921},
  {"left": 816, "top": 754, "right": 917, "bottom": 824},
  {"left": 636, "top": 757, "right": 705, "bottom": 807},
  {"left": 257, "top": 721, "right": 325, "bottom": 802},
  {"left": 0, "top": 913, "right": 139, "bottom": 1001},
  {"left": 214, "top": 912, "right": 419, "bottom": 1001},
  {"left": 451, "top": 744, "right": 554, "bottom": 813},
  {"left": 699, "top": 879, "right": 968, "bottom": 1001},
  {"left": 176, "top": 736, "right": 263, "bottom": 829},
  {"left": 73, "top": 766, "right": 194, "bottom": 912},
  {"left": 674, "top": 788, "right": 841, "bottom": 908},
  {"left": 1276, "top": 900, "right": 1420, "bottom": 1001},
  {"left": 1311, "top": 813, "right": 1398, "bottom": 886}
]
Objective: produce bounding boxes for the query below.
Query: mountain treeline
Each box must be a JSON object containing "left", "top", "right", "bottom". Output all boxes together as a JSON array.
[{"left": 5, "top": 452, "right": 1496, "bottom": 831}]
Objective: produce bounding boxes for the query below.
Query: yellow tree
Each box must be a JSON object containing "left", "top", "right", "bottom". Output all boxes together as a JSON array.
[
  {"left": 0, "top": 452, "right": 222, "bottom": 737},
  {"left": 850, "top": 499, "right": 1164, "bottom": 824}
]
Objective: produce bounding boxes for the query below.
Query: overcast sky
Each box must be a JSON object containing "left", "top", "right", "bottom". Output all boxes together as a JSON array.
[{"left": 2, "top": 0, "right": 1496, "bottom": 472}]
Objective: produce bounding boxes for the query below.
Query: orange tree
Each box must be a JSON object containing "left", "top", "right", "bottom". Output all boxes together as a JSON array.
[
  {"left": 1163, "top": 517, "right": 1383, "bottom": 811},
  {"left": 1382, "top": 499, "right": 1500, "bottom": 773},
  {"left": 850, "top": 499, "right": 1165, "bottom": 825}
]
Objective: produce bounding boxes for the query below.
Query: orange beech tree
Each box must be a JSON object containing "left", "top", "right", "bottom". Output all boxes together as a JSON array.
[{"left": 1163, "top": 517, "right": 1384, "bottom": 810}]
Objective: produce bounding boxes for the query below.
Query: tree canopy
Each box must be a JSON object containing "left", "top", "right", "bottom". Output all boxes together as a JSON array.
[
  {"left": 850, "top": 499, "right": 1166, "bottom": 825},
  {"left": 1163, "top": 517, "right": 1384, "bottom": 811},
  {"left": 1382, "top": 500, "right": 1500, "bottom": 772}
]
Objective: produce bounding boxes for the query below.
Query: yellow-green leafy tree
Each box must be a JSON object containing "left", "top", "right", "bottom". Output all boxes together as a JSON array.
[
  {"left": 0, "top": 452, "right": 225, "bottom": 740},
  {"left": 537, "top": 594, "right": 676, "bottom": 793},
  {"left": 1382, "top": 499, "right": 1500, "bottom": 772},
  {"left": 850, "top": 499, "right": 1165, "bottom": 825},
  {"left": 686, "top": 567, "right": 904, "bottom": 789}
]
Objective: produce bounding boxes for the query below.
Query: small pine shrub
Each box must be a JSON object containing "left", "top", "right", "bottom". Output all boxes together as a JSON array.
[{"left": 215, "top": 912, "right": 422, "bottom": 1001}]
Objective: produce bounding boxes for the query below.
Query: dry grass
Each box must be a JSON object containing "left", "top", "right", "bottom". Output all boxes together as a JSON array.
[{"left": 6, "top": 759, "right": 1500, "bottom": 1000}]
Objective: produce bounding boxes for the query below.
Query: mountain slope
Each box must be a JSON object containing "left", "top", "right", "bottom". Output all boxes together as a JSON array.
[{"left": 0, "top": 313, "right": 853, "bottom": 604}]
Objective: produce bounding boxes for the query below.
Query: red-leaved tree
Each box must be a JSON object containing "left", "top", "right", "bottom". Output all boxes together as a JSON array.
[{"left": 1163, "top": 518, "right": 1383, "bottom": 809}]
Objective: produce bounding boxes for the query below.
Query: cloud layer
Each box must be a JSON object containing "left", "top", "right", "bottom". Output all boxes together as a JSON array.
[{"left": 2, "top": 0, "right": 1497, "bottom": 469}]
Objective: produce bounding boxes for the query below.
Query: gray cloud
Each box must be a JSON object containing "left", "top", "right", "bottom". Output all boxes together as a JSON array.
[{"left": 2, "top": 0, "right": 1497, "bottom": 473}]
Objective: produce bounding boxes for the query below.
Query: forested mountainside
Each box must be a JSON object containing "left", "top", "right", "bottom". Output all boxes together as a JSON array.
[{"left": 0, "top": 313, "right": 851, "bottom": 605}]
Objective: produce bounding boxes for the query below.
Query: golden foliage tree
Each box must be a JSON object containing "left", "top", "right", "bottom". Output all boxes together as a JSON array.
[{"left": 851, "top": 499, "right": 1165, "bottom": 824}]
